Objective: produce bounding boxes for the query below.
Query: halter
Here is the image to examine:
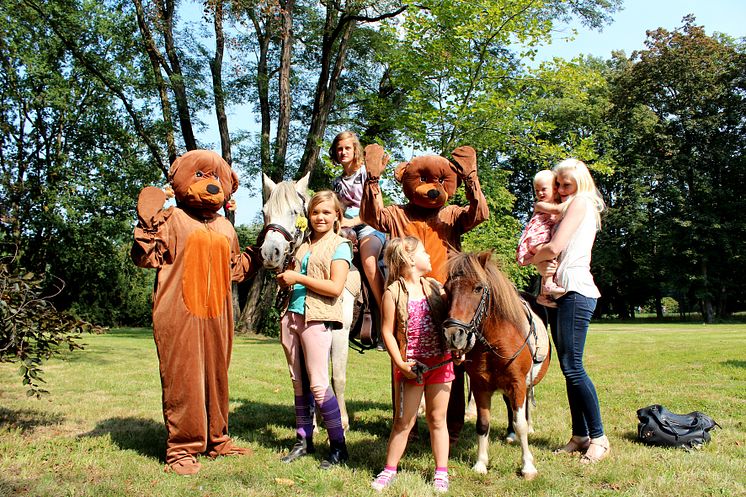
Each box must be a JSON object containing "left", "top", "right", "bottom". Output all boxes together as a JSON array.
[
  {"left": 443, "top": 280, "right": 537, "bottom": 364},
  {"left": 256, "top": 191, "right": 307, "bottom": 270},
  {"left": 257, "top": 191, "right": 307, "bottom": 309},
  {"left": 442, "top": 283, "right": 491, "bottom": 341}
]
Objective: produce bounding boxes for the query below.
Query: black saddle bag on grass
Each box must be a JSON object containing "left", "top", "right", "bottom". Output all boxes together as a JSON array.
[{"left": 637, "top": 404, "right": 719, "bottom": 449}]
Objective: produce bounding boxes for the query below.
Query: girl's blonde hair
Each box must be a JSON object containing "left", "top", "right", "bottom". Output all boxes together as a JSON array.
[
  {"left": 384, "top": 236, "right": 422, "bottom": 285},
  {"left": 553, "top": 158, "right": 606, "bottom": 228},
  {"left": 329, "top": 131, "right": 364, "bottom": 172},
  {"left": 308, "top": 190, "right": 344, "bottom": 234}
]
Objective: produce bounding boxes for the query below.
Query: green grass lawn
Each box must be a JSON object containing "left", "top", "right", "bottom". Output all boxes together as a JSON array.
[{"left": 1, "top": 323, "right": 744, "bottom": 496}]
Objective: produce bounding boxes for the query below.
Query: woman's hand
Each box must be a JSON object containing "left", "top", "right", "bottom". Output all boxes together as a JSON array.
[
  {"left": 536, "top": 259, "right": 558, "bottom": 278},
  {"left": 276, "top": 270, "right": 300, "bottom": 287},
  {"left": 397, "top": 359, "right": 418, "bottom": 380}
]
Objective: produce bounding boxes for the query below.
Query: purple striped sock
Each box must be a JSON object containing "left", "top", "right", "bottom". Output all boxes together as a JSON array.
[
  {"left": 294, "top": 394, "right": 314, "bottom": 439},
  {"left": 318, "top": 387, "right": 345, "bottom": 441}
]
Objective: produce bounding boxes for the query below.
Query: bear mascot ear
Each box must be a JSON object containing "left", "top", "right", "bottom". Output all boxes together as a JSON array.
[
  {"left": 222, "top": 163, "right": 240, "bottom": 200},
  {"left": 394, "top": 161, "right": 409, "bottom": 183}
]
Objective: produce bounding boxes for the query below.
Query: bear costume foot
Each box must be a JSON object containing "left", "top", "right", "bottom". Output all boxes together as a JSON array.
[
  {"left": 206, "top": 440, "right": 253, "bottom": 459},
  {"left": 164, "top": 456, "right": 201, "bottom": 476}
]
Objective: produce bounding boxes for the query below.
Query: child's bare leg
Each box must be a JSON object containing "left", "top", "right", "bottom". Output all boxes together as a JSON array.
[
  {"left": 359, "top": 235, "right": 384, "bottom": 309},
  {"left": 424, "top": 382, "right": 452, "bottom": 468},
  {"left": 385, "top": 383, "right": 424, "bottom": 468}
]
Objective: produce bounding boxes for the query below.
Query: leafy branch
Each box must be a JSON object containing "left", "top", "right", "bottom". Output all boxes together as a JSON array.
[{"left": 1, "top": 250, "right": 102, "bottom": 398}]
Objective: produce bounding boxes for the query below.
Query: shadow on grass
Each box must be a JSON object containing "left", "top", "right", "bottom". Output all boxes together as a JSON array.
[
  {"left": 80, "top": 417, "right": 166, "bottom": 461},
  {"left": 0, "top": 406, "right": 63, "bottom": 433},
  {"left": 722, "top": 359, "right": 746, "bottom": 368}
]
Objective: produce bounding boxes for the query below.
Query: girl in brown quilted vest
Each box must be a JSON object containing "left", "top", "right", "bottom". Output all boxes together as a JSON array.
[
  {"left": 276, "top": 190, "right": 353, "bottom": 469},
  {"left": 371, "top": 236, "right": 454, "bottom": 493}
]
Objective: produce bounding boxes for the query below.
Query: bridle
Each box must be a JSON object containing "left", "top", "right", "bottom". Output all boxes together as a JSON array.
[
  {"left": 257, "top": 191, "right": 307, "bottom": 308},
  {"left": 256, "top": 191, "right": 307, "bottom": 271},
  {"left": 443, "top": 279, "right": 537, "bottom": 364}
]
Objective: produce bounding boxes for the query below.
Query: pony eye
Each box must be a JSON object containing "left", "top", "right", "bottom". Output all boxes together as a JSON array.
[{"left": 474, "top": 285, "right": 483, "bottom": 293}]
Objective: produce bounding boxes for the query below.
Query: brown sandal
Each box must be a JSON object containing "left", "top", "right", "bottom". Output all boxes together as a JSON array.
[
  {"left": 580, "top": 437, "right": 610, "bottom": 464},
  {"left": 553, "top": 436, "right": 590, "bottom": 455}
]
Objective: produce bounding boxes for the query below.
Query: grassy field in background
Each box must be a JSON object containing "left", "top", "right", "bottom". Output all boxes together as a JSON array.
[{"left": 0, "top": 323, "right": 744, "bottom": 496}]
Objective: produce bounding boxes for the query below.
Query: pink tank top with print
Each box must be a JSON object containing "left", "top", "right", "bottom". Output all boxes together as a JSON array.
[{"left": 405, "top": 297, "right": 443, "bottom": 360}]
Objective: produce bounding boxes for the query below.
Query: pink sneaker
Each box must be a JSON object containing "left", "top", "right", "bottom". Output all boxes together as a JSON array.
[
  {"left": 371, "top": 469, "right": 396, "bottom": 491},
  {"left": 433, "top": 471, "right": 449, "bottom": 493}
]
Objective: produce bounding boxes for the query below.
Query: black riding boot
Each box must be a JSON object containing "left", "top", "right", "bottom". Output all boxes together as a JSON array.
[
  {"left": 319, "top": 438, "right": 349, "bottom": 470},
  {"left": 281, "top": 435, "right": 314, "bottom": 463}
]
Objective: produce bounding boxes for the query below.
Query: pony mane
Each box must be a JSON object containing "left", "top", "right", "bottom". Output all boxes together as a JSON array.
[
  {"left": 448, "top": 252, "right": 525, "bottom": 329},
  {"left": 264, "top": 180, "right": 306, "bottom": 218}
]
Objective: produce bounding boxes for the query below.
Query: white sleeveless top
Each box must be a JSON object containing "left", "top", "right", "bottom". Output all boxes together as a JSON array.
[{"left": 555, "top": 196, "right": 601, "bottom": 299}]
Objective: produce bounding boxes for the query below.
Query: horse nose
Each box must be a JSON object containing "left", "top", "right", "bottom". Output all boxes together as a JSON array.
[
  {"left": 207, "top": 184, "right": 220, "bottom": 194},
  {"left": 427, "top": 189, "right": 440, "bottom": 199}
]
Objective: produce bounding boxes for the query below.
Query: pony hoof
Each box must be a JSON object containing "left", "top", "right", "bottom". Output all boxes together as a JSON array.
[
  {"left": 522, "top": 469, "right": 538, "bottom": 480},
  {"left": 505, "top": 432, "right": 517, "bottom": 444},
  {"left": 472, "top": 462, "right": 488, "bottom": 474}
]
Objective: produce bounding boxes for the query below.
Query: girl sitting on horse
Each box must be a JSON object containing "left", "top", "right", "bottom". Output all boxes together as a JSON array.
[
  {"left": 276, "top": 190, "right": 352, "bottom": 469},
  {"left": 330, "top": 131, "right": 386, "bottom": 327},
  {"left": 372, "top": 236, "right": 454, "bottom": 493}
]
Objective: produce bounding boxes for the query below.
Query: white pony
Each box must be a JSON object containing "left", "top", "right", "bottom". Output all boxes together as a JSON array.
[{"left": 260, "top": 173, "right": 360, "bottom": 431}]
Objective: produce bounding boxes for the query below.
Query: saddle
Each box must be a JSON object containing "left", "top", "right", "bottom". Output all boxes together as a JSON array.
[{"left": 341, "top": 226, "right": 378, "bottom": 350}]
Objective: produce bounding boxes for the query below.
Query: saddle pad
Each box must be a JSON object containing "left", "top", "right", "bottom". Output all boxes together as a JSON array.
[
  {"left": 344, "top": 267, "right": 361, "bottom": 297},
  {"left": 528, "top": 315, "right": 549, "bottom": 364}
]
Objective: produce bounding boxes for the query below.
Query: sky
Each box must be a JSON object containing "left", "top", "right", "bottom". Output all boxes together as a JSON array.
[{"left": 227, "top": 0, "right": 746, "bottom": 226}]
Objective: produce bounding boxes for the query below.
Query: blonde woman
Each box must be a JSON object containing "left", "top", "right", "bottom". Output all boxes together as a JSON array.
[{"left": 527, "top": 158, "right": 610, "bottom": 464}]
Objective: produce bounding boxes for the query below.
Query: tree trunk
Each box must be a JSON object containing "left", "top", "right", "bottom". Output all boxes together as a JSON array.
[
  {"left": 299, "top": 12, "right": 354, "bottom": 178},
  {"left": 249, "top": 11, "right": 273, "bottom": 178},
  {"left": 209, "top": 0, "right": 231, "bottom": 164},
  {"left": 238, "top": 268, "right": 278, "bottom": 333},
  {"left": 272, "top": 0, "right": 294, "bottom": 181},
  {"left": 159, "top": 0, "right": 197, "bottom": 151},
  {"left": 133, "top": 0, "right": 177, "bottom": 165},
  {"left": 654, "top": 292, "right": 664, "bottom": 319}
]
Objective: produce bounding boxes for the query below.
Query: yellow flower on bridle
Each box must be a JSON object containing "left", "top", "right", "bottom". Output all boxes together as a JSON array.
[{"left": 295, "top": 215, "right": 308, "bottom": 232}]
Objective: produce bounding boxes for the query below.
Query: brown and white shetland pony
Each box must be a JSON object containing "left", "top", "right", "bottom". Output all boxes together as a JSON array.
[{"left": 443, "top": 252, "right": 550, "bottom": 480}]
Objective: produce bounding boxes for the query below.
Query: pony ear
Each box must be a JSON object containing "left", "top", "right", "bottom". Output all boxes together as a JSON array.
[
  {"left": 262, "top": 173, "right": 276, "bottom": 200},
  {"left": 296, "top": 172, "right": 311, "bottom": 197},
  {"left": 476, "top": 251, "right": 493, "bottom": 268}
]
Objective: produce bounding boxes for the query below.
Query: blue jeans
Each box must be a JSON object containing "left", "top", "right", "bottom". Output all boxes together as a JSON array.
[{"left": 549, "top": 292, "right": 604, "bottom": 438}]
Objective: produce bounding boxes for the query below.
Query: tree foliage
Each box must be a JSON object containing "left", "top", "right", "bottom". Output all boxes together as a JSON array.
[{"left": 1, "top": 250, "right": 101, "bottom": 397}]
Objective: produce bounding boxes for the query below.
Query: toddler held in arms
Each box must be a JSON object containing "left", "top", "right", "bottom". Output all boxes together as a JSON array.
[{"left": 516, "top": 170, "right": 566, "bottom": 307}]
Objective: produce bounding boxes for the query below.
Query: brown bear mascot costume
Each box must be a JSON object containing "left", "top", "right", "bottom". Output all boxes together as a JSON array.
[
  {"left": 360, "top": 144, "right": 489, "bottom": 442},
  {"left": 131, "top": 150, "right": 257, "bottom": 475}
]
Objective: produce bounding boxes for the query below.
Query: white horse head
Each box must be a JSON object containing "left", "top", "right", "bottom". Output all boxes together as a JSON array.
[{"left": 259, "top": 172, "right": 310, "bottom": 271}]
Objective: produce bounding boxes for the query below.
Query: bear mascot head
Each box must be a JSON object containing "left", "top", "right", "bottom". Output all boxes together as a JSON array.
[{"left": 169, "top": 149, "right": 239, "bottom": 217}]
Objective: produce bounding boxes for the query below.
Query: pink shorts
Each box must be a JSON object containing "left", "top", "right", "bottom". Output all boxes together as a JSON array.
[{"left": 395, "top": 354, "right": 455, "bottom": 386}]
